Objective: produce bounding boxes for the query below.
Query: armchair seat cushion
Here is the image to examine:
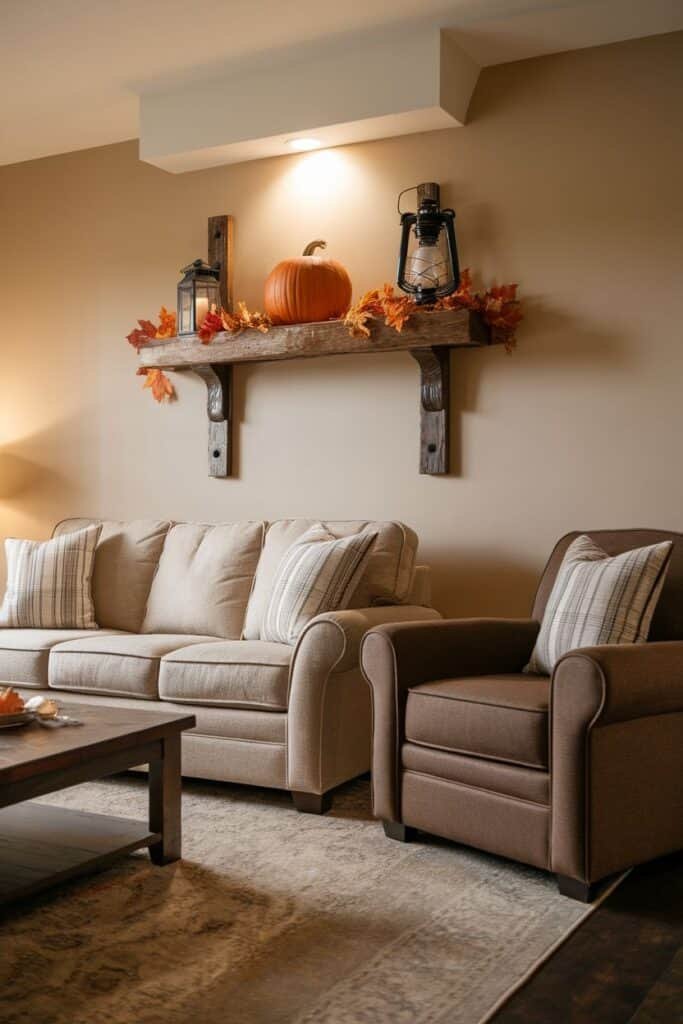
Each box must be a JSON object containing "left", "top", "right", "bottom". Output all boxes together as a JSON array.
[
  {"left": 0, "top": 628, "right": 122, "bottom": 688},
  {"left": 405, "top": 674, "right": 550, "bottom": 770},
  {"left": 48, "top": 633, "right": 220, "bottom": 699},
  {"left": 159, "top": 641, "right": 293, "bottom": 710}
]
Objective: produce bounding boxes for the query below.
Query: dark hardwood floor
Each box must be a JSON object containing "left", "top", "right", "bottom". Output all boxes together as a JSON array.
[{"left": 492, "top": 853, "right": 683, "bottom": 1023}]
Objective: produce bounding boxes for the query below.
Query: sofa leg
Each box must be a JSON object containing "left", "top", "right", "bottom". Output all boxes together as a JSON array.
[
  {"left": 557, "top": 874, "right": 598, "bottom": 903},
  {"left": 292, "top": 790, "right": 333, "bottom": 814},
  {"left": 383, "top": 820, "right": 417, "bottom": 843}
]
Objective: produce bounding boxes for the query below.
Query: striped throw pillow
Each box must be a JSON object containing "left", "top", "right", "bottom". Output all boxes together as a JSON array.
[
  {"left": 526, "top": 534, "right": 672, "bottom": 675},
  {"left": 0, "top": 525, "right": 102, "bottom": 629},
  {"left": 261, "top": 525, "right": 378, "bottom": 645}
]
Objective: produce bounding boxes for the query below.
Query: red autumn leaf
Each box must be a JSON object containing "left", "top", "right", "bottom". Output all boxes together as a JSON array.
[
  {"left": 126, "top": 317, "right": 160, "bottom": 350},
  {"left": 198, "top": 308, "right": 224, "bottom": 344}
]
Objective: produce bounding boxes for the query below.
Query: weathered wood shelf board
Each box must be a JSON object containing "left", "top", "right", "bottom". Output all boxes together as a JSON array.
[
  {"left": 139, "top": 309, "right": 500, "bottom": 477},
  {"left": 139, "top": 308, "right": 491, "bottom": 369}
]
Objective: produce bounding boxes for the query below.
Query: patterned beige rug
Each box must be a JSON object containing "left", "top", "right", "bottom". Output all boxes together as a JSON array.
[{"left": 1, "top": 776, "right": 596, "bottom": 1024}]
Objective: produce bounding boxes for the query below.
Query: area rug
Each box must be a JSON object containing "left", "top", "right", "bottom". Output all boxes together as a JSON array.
[{"left": 1, "top": 776, "right": 601, "bottom": 1024}]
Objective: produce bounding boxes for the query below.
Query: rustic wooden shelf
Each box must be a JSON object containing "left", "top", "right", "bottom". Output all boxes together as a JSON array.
[{"left": 139, "top": 308, "right": 499, "bottom": 477}]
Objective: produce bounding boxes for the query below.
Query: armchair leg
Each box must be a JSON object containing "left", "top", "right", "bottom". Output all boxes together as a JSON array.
[
  {"left": 383, "top": 820, "right": 417, "bottom": 843},
  {"left": 557, "top": 874, "right": 599, "bottom": 903},
  {"left": 292, "top": 790, "right": 333, "bottom": 814}
]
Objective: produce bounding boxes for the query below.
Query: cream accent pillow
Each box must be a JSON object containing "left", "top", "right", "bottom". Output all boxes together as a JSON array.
[
  {"left": 261, "top": 524, "right": 378, "bottom": 645},
  {"left": 526, "top": 534, "right": 673, "bottom": 675},
  {"left": 0, "top": 525, "right": 102, "bottom": 629},
  {"left": 242, "top": 519, "right": 417, "bottom": 640}
]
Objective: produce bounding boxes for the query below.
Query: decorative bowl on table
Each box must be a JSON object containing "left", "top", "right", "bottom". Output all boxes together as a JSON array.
[{"left": 0, "top": 687, "right": 62, "bottom": 728}]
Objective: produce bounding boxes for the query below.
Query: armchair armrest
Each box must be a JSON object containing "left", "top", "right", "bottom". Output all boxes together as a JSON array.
[
  {"left": 286, "top": 605, "right": 440, "bottom": 794},
  {"left": 360, "top": 618, "right": 540, "bottom": 822},
  {"left": 552, "top": 641, "right": 683, "bottom": 726},
  {"left": 551, "top": 642, "right": 683, "bottom": 884}
]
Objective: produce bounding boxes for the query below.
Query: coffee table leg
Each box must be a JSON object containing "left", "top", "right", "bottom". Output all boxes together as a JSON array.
[{"left": 148, "top": 734, "right": 182, "bottom": 865}]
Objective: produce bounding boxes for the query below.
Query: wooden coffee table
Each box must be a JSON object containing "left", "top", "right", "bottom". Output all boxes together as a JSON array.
[{"left": 0, "top": 703, "right": 195, "bottom": 907}]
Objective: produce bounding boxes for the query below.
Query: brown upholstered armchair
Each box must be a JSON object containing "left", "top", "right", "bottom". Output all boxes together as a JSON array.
[{"left": 361, "top": 530, "right": 683, "bottom": 901}]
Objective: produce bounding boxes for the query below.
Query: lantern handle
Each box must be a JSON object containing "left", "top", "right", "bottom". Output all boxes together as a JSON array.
[{"left": 397, "top": 185, "right": 419, "bottom": 217}]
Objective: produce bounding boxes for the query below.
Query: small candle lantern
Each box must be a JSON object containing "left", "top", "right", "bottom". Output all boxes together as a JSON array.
[
  {"left": 177, "top": 258, "right": 221, "bottom": 335},
  {"left": 397, "top": 183, "right": 460, "bottom": 305}
]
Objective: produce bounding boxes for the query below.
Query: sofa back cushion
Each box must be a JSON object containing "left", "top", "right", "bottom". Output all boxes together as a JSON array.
[
  {"left": 533, "top": 529, "right": 683, "bottom": 643},
  {"left": 243, "top": 519, "right": 417, "bottom": 640},
  {"left": 53, "top": 519, "right": 171, "bottom": 632},
  {"left": 142, "top": 521, "right": 265, "bottom": 639}
]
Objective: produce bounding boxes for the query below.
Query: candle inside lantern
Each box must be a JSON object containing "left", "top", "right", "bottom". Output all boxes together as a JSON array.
[{"left": 195, "top": 296, "right": 210, "bottom": 330}]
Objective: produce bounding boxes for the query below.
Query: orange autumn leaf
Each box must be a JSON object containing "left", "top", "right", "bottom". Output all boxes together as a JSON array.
[
  {"left": 344, "top": 288, "right": 393, "bottom": 337},
  {"left": 221, "top": 302, "right": 270, "bottom": 335},
  {"left": 137, "top": 367, "right": 175, "bottom": 402},
  {"left": 380, "top": 283, "right": 414, "bottom": 333},
  {"left": 155, "top": 306, "right": 176, "bottom": 339}
]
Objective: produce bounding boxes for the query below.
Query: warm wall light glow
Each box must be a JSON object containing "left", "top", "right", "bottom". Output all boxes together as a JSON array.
[
  {"left": 283, "top": 149, "right": 357, "bottom": 203},
  {"left": 286, "top": 137, "right": 322, "bottom": 152}
]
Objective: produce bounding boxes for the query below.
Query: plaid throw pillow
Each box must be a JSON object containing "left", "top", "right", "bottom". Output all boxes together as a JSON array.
[
  {"left": 0, "top": 525, "right": 102, "bottom": 629},
  {"left": 526, "top": 534, "right": 673, "bottom": 675},
  {"left": 261, "top": 524, "right": 377, "bottom": 645}
]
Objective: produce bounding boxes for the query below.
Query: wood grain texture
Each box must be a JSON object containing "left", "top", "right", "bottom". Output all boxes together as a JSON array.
[
  {"left": 0, "top": 804, "right": 159, "bottom": 906},
  {"left": 492, "top": 853, "right": 683, "bottom": 1024},
  {"left": 191, "top": 363, "right": 232, "bottom": 477},
  {"left": 0, "top": 703, "right": 194, "bottom": 789},
  {"left": 207, "top": 214, "right": 233, "bottom": 312},
  {"left": 138, "top": 308, "right": 492, "bottom": 370},
  {"left": 0, "top": 705, "right": 194, "bottom": 905},
  {"left": 149, "top": 733, "right": 182, "bottom": 864},
  {"left": 411, "top": 346, "right": 450, "bottom": 474}
]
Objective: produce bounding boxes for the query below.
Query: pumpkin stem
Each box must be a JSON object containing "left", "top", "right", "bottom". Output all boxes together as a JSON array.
[{"left": 303, "top": 240, "right": 327, "bottom": 257}]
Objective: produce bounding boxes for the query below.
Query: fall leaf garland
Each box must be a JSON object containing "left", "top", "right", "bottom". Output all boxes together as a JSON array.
[
  {"left": 127, "top": 303, "right": 271, "bottom": 402},
  {"left": 127, "top": 274, "right": 522, "bottom": 403},
  {"left": 344, "top": 270, "right": 522, "bottom": 352}
]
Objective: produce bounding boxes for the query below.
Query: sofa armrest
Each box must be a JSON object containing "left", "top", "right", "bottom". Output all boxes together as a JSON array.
[
  {"left": 551, "top": 642, "right": 683, "bottom": 883},
  {"left": 286, "top": 605, "right": 441, "bottom": 794},
  {"left": 360, "top": 618, "right": 540, "bottom": 822}
]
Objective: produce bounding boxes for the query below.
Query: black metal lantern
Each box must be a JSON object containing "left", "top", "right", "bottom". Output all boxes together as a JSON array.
[
  {"left": 177, "top": 258, "right": 221, "bottom": 335},
  {"left": 397, "top": 183, "right": 460, "bottom": 305}
]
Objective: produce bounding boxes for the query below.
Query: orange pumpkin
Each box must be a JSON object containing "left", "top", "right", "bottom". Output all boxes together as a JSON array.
[{"left": 264, "top": 240, "right": 352, "bottom": 325}]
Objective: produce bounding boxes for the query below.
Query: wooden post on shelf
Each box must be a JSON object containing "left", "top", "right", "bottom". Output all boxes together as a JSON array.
[
  {"left": 195, "top": 215, "right": 234, "bottom": 477},
  {"left": 208, "top": 215, "right": 233, "bottom": 312}
]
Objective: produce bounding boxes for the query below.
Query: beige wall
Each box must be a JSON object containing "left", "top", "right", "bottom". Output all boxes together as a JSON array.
[{"left": 1, "top": 31, "right": 681, "bottom": 617}]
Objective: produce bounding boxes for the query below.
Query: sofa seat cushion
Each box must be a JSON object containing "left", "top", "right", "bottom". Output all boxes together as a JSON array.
[
  {"left": 405, "top": 674, "right": 550, "bottom": 770},
  {"left": 48, "top": 634, "right": 220, "bottom": 700},
  {"left": 0, "top": 629, "right": 122, "bottom": 688},
  {"left": 159, "top": 641, "right": 293, "bottom": 710}
]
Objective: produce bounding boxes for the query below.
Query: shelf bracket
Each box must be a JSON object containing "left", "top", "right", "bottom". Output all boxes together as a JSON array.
[
  {"left": 410, "top": 346, "right": 450, "bottom": 475},
  {"left": 191, "top": 364, "right": 233, "bottom": 477}
]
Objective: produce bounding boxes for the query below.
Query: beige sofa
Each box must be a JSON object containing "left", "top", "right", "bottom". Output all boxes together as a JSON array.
[{"left": 2, "top": 518, "right": 439, "bottom": 812}]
